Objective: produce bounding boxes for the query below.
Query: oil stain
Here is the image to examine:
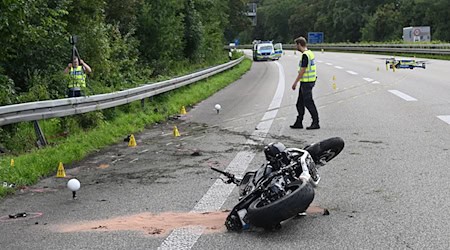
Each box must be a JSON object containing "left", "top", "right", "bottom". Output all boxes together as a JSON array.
[{"left": 55, "top": 206, "right": 328, "bottom": 236}]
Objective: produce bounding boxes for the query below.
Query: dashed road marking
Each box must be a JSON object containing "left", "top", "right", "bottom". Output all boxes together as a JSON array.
[
  {"left": 372, "top": 81, "right": 380, "bottom": 84},
  {"left": 346, "top": 70, "right": 358, "bottom": 75},
  {"left": 363, "top": 77, "right": 374, "bottom": 82},
  {"left": 334, "top": 66, "right": 343, "bottom": 69},
  {"left": 326, "top": 63, "right": 333, "bottom": 66},
  {"left": 437, "top": 115, "right": 450, "bottom": 125},
  {"left": 388, "top": 90, "right": 417, "bottom": 101}
]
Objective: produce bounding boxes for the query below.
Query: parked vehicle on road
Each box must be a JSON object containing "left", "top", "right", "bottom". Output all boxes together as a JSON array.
[
  {"left": 211, "top": 137, "right": 345, "bottom": 231},
  {"left": 252, "top": 40, "right": 283, "bottom": 61}
]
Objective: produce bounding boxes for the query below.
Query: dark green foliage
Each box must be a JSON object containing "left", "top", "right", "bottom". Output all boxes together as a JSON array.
[
  {"left": 224, "top": 0, "right": 251, "bottom": 42},
  {"left": 137, "top": 0, "right": 185, "bottom": 75},
  {"left": 183, "top": 0, "right": 204, "bottom": 60},
  {"left": 246, "top": 0, "right": 450, "bottom": 43}
]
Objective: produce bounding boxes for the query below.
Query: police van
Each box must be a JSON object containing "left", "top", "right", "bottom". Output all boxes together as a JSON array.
[{"left": 252, "top": 40, "right": 283, "bottom": 61}]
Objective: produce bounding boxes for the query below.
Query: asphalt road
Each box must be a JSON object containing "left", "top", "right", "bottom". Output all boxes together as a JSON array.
[{"left": 1, "top": 51, "right": 449, "bottom": 250}]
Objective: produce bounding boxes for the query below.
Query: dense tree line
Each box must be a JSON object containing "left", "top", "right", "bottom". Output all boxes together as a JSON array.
[
  {"left": 0, "top": 0, "right": 249, "bottom": 106},
  {"left": 243, "top": 0, "right": 450, "bottom": 44}
]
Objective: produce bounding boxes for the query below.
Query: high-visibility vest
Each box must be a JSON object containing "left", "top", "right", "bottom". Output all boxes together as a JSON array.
[
  {"left": 299, "top": 50, "right": 317, "bottom": 82},
  {"left": 68, "top": 66, "right": 86, "bottom": 88}
]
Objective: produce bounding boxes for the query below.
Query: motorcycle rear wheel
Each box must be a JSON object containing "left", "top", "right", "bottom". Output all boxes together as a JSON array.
[
  {"left": 246, "top": 181, "right": 314, "bottom": 229},
  {"left": 305, "top": 137, "right": 344, "bottom": 165}
]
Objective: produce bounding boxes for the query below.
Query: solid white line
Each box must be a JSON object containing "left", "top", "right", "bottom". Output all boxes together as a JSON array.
[
  {"left": 158, "top": 61, "right": 286, "bottom": 250},
  {"left": 437, "top": 115, "right": 450, "bottom": 125},
  {"left": 334, "top": 66, "right": 343, "bottom": 69},
  {"left": 346, "top": 70, "right": 358, "bottom": 75},
  {"left": 388, "top": 90, "right": 417, "bottom": 101}
]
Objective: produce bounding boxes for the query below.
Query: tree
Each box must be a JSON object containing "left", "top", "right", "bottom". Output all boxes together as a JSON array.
[
  {"left": 361, "top": 3, "right": 403, "bottom": 42},
  {"left": 224, "top": 0, "right": 251, "bottom": 42},
  {"left": 136, "top": 0, "right": 184, "bottom": 75},
  {"left": 0, "top": 0, "right": 70, "bottom": 92},
  {"left": 183, "top": 0, "right": 203, "bottom": 60}
]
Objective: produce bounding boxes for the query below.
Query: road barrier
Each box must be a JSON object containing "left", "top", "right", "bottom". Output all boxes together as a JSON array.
[
  {"left": 232, "top": 43, "right": 450, "bottom": 55},
  {"left": 0, "top": 57, "right": 244, "bottom": 127}
]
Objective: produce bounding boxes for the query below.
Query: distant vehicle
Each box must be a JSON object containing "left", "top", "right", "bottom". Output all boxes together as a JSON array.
[
  {"left": 272, "top": 43, "right": 283, "bottom": 60},
  {"left": 252, "top": 40, "right": 283, "bottom": 61},
  {"left": 383, "top": 57, "right": 427, "bottom": 70},
  {"left": 402, "top": 26, "right": 431, "bottom": 42}
]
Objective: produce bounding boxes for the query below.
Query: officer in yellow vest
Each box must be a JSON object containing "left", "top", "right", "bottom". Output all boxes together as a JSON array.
[
  {"left": 64, "top": 57, "right": 92, "bottom": 97},
  {"left": 290, "top": 36, "right": 319, "bottom": 130}
]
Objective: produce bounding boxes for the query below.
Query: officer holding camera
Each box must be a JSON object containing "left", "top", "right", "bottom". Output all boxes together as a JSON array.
[{"left": 63, "top": 35, "right": 92, "bottom": 97}]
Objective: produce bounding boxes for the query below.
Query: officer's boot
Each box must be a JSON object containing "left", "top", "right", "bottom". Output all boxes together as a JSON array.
[{"left": 290, "top": 117, "right": 303, "bottom": 129}]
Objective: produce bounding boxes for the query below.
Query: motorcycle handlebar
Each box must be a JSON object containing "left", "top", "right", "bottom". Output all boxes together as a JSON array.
[{"left": 210, "top": 167, "right": 240, "bottom": 184}]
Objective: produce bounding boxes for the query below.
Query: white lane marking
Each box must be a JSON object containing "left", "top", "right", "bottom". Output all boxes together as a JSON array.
[
  {"left": 372, "top": 81, "right": 380, "bottom": 84},
  {"left": 388, "top": 90, "right": 418, "bottom": 101},
  {"left": 158, "top": 61, "right": 286, "bottom": 250},
  {"left": 334, "top": 66, "right": 343, "bottom": 69},
  {"left": 261, "top": 109, "right": 278, "bottom": 121},
  {"left": 317, "top": 60, "right": 323, "bottom": 63},
  {"left": 326, "top": 62, "right": 333, "bottom": 66},
  {"left": 346, "top": 70, "right": 358, "bottom": 75},
  {"left": 437, "top": 116, "right": 450, "bottom": 125},
  {"left": 363, "top": 78, "right": 374, "bottom": 82}
]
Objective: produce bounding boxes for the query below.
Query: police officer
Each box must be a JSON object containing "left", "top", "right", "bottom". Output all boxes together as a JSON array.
[
  {"left": 64, "top": 57, "right": 92, "bottom": 97},
  {"left": 290, "top": 36, "right": 319, "bottom": 130}
]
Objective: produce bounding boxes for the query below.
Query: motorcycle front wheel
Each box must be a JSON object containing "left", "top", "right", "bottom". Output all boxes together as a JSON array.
[
  {"left": 305, "top": 137, "right": 345, "bottom": 165},
  {"left": 246, "top": 181, "right": 314, "bottom": 229}
]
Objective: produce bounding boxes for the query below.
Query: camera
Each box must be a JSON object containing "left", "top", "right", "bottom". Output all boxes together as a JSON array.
[{"left": 69, "top": 35, "right": 78, "bottom": 45}]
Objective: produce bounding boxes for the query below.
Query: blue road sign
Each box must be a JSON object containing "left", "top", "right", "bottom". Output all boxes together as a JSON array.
[{"left": 308, "top": 32, "right": 324, "bottom": 44}]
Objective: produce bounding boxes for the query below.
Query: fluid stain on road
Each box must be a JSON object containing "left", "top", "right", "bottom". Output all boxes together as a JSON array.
[
  {"left": 55, "top": 206, "right": 327, "bottom": 236},
  {"left": 56, "top": 211, "right": 229, "bottom": 236}
]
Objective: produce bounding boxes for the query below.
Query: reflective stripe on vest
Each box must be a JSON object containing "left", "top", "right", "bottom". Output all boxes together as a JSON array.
[
  {"left": 68, "top": 66, "right": 86, "bottom": 88},
  {"left": 298, "top": 50, "right": 317, "bottom": 82}
]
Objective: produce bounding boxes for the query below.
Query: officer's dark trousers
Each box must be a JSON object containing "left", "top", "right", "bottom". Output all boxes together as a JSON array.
[{"left": 296, "top": 81, "right": 319, "bottom": 124}]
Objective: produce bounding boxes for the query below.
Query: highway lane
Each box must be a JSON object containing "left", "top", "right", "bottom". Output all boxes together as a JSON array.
[{"left": 0, "top": 51, "right": 449, "bottom": 249}]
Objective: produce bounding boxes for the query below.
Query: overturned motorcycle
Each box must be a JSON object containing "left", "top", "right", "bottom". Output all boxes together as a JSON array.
[{"left": 211, "top": 137, "right": 344, "bottom": 231}]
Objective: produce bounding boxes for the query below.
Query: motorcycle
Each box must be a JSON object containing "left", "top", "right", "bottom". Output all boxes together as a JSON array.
[{"left": 211, "top": 137, "right": 345, "bottom": 231}]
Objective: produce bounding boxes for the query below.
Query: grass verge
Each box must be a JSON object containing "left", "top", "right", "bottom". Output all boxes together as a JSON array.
[{"left": 0, "top": 58, "right": 252, "bottom": 198}]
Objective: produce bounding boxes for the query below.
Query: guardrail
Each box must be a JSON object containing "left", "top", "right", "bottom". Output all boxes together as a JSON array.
[
  {"left": 234, "top": 43, "right": 450, "bottom": 55},
  {"left": 0, "top": 56, "right": 244, "bottom": 127}
]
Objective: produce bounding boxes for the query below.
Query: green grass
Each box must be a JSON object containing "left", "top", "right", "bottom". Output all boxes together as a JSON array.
[{"left": 0, "top": 58, "right": 252, "bottom": 198}]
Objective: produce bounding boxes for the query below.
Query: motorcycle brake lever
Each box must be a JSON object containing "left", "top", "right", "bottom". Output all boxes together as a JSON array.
[{"left": 219, "top": 177, "right": 234, "bottom": 184}]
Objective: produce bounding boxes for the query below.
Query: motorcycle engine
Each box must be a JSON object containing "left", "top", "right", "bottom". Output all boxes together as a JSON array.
[{"left": 265, "top": 176, "right": 286, "bottom": 202}]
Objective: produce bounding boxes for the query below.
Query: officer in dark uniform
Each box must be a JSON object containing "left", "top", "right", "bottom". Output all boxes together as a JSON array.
[{"left": 290, "top": 36, "right": 319, "bottom": 130}]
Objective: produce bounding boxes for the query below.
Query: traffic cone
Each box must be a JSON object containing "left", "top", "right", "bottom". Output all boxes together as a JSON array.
[
  {"left": 10, "top": 159, "right": 14, "bottom": 168},
  {"left": 128, "top": 134, "right": 137, "bottom": 147},
  {"left": 321, "top": 49, "right": 324, "bottom": 53},
  {"left": 173, "top": 126, "right": 180, "bottom": 137},
  {"left": 377, "top": 67, "right": 380, "bottom": 71},
  {"left": 56, "top": 162, "right": 66, "bottom": 178},
  {"left": 332, "top": 75, "right": 336, "bottom": 81},
  {"left": 294, "top": 50, "right": 296, "bottom": 55},
  {"left": 180, "top": 106, "right": 187, "bottom": 115},
  {"left": 332, "top": 82, "right": 337, "bottom": 91}
]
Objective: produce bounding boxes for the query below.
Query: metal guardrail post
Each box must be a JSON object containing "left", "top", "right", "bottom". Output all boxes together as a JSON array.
[{"left": 33, "top": 120, "right": 47, "bottom": 147}]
